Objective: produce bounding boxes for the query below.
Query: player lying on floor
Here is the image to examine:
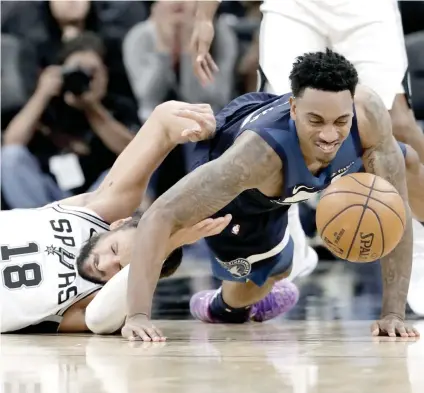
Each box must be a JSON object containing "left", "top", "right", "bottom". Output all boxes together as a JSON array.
[
  {"left": 0, "top": 101, "right": 231, "bottom": 334},
  {"left": 76, "top": 126, "right": 424, "bottom": 337},
  {"left": 112, "top": 50, "right": 420, "bottom": 341},
  {"left": 9, "top": 55, "right": 422, "bottom": 337}
]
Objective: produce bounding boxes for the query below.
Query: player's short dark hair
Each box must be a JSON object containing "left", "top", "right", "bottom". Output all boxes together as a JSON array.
[
  {"left": 289, "top": 48, "right": 359, "bottom": 97},
  {"left": 76, "top": 209, "right": 183, "bottom": 284}
]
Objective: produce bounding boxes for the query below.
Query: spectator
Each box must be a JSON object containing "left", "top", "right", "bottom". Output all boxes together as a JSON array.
[
  {"left": 1, "top": 33, "right": 38, "bottom": 129},
  {"left": 1, "top": 32, "right": 140, "bottom": 209},
  {"left": 123, "top": 0, "right": 238, "bottom": 121},
  {"left": 1, "top": 0, "right": 147, "bottom": 99}
]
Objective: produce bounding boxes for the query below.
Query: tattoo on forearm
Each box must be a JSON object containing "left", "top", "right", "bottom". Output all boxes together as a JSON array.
[
  {"left": 361, "top": 89, "right": 413, "bottom": 318},
  {"left": 156, "top": 131, "right": 282, "bottom": 229}
]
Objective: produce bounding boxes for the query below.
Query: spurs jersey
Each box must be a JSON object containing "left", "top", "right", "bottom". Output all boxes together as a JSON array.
[{"left": 0, "top": 203, "right": 109, "bottom": 333}]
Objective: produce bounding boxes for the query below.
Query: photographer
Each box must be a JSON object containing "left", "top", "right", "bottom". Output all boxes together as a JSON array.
[{"left": 2, "top": 33, "right": 139, "bottom": 209}]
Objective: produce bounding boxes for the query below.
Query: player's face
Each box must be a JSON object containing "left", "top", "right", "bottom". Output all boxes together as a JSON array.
[
  {"left": 83, "top": 228, "right": 137, "bottom": 282},
  {"left": 290, "top": 88, "right": 354, "bottom": 164}
]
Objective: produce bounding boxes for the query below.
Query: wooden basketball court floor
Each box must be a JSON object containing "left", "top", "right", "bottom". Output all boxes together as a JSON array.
[{"left": 1, "top": 320, "right": 423, "bottom": 393}]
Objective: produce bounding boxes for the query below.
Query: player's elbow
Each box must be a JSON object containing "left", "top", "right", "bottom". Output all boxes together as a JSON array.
[{"left": 85, "top": 302, "right": 125, "bottom": 335}]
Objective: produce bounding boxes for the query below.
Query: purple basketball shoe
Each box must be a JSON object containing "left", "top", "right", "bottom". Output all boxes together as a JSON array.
[{"left": 190, "top": 280, "right": 299, "bottom": 323}]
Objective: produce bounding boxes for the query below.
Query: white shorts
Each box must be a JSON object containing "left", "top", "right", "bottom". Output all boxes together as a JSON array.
[{"left": 260, "top": 0, "right": 408, "bottom": 109}]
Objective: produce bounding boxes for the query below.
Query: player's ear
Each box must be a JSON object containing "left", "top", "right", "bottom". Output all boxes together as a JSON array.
[
  {"left": 290, "top": 96, "right": 297, "bottom": 120},
  {"left": 110, "top": 217, "right": 132, "bottom": 230}
]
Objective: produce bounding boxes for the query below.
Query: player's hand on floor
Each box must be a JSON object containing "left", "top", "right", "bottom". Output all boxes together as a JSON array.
[
  {"left": 190, "top": 19, "right": 219, "bottom": 85},
  {"left": 173, "top": 103, "right": 216, "bottom": 143},
  {"left": 371, "top": 315, "right": 420, "bottom": 338},
  {"left": 122, "top": 314, "right": 166, "bottom": 342},
  {"left": 171, "top": 214, "right": 232, "bottom": 248}
]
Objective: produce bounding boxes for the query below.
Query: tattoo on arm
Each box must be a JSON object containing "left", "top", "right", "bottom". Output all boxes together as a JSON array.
[
  {"left": 126, "top": 130, "right": 283, "bottom": 317},
  {"left": 156, "top": 130, "right": 282, "bottom": 230},
  {"left": 360, "top": 88, "right": 413, "bottom": 319}
]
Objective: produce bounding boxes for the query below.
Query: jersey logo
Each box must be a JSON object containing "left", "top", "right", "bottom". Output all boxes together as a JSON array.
[
  {"left": 45, "top": 245, "right": 74, "bottom": 270},
  {"left": 218, "top": 258, "right": 251, "bottom": 278},
  {"left": 292, "top": 184, "right": 316, "bottom": 195},
  {"left": 231, "top": 225, "right": 240, "bottom": 235},
  {"left": 330, "top": 161, "right": 355, "bottom": 182},
  {"left": 240, "top": 100, "right": 289, "bottom": 128}
]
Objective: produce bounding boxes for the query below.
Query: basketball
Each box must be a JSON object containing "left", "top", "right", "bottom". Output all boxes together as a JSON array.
[{"left": 316, "top": 173, "right": 406, "bottom": 263}]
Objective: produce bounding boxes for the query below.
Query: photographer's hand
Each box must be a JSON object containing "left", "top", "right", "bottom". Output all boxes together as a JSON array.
[
  {"left": 37, "top": 66, "right": 63, "bottom": 99},
  {"left": 64, "top": 91, "right": 98, "bottom": 110},
  {"left": 3, "top": 66, "right": 63, "bottom": 146}
]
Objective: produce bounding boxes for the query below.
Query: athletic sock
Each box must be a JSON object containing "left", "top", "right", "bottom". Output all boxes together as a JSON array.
[{"left": 208, "top": 288, "right": 251, "bottom": 323}]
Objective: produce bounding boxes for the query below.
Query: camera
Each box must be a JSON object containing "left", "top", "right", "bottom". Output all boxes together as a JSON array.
[{"left": 61, "top": 66, "right": 93, "bottom": 96}]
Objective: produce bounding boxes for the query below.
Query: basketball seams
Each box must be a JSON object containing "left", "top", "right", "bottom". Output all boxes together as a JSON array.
[
  {"left": 320, "top": 191, "right": 405, "bottom": 229},
  {"left": 347, "top": 175, "right": 398, "bottom": 193},
  {"left": 365, "top": 206, "right": 385, "bottom": 259},
  {"left": 318, "top": 204, "right": 365, "bottom": 239},
  {"left": 348, "top": 175, "right": 374, "bottom": 189},
  {"left": 345, "top": 176, "right": 377, "bottom": 260}
]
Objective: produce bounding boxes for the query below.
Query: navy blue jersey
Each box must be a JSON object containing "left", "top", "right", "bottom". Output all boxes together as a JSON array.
[{"left": 186, "top": 92, "right": 391, "bottom": 285}]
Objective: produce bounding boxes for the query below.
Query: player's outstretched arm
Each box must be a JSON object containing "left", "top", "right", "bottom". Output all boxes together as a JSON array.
[
  {"left": 60, "top": 102, "right": 215, "bottom": 223},
  {"left": 122, "top": 131, "right": 282, "bottom": 341},
  {"left": 356, "top": 86, "right": 419, "bottom": 338}
]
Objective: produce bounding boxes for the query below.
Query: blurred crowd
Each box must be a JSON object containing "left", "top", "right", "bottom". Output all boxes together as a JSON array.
[
  {"left": 1, "top": 0, "right": 423, "bottom": 247},
  {"left": 0, "top": 0, "right": 263, "bottom": 212}
]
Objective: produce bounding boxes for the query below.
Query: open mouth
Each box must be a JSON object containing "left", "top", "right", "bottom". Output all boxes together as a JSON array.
[{"left": 316, "top": 141, "right": 339, "bottom": 154}]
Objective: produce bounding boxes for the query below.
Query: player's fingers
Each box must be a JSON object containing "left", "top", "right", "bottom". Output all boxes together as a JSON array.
[
  {"left": 407, "top": 327, "right": 420, "bottom": 337},
  {"left": 182, "top": 129, "right": 204, "bottom": 143},
  {"left": 153, "top": 326, "right": 166, "bottom": 341},
  {"left": 145, "top": 327, "right": 161, "bottom": 342},
  {"left": 385, "top": 324, "right": 397, "bottom": 338},
  {"left": 395, "top": 324, "right": 408, "bottom": 338},
  {"left": 179, "top": 119, "right": 212, "bottom": 141},
  {"left": 183, "top": 103, "right": 213, "bottom": 114},
  {"left": 193, "top": 218, "right": 215, "bottom": 230},
  {"left": 176, "top": 109, "right": 208, "bottom": 125},
  {"left": 370, "top": 322, "right": 380, "bottom": 336},
  {"left": 204, "top": 215, "right": 232, "bottom": 235},
  {"left": 202, "top": 217, "right": 226, "bottom": 233},
  {"left": 131, "top": 326, "right": 151, "bottom": 342}
]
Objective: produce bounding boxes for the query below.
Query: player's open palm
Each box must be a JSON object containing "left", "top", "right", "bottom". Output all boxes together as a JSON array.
[
  {"left": 171, "top": 214, "right": 232, "bottom": 247},
  {"left": 122, "top": 314, "right": 166, "bottom": 342}
]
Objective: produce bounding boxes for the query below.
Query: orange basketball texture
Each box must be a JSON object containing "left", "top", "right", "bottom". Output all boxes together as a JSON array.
[{"left": 316, "top": 173, "right": 406, "bottom": 262}]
